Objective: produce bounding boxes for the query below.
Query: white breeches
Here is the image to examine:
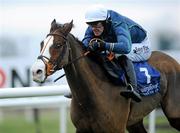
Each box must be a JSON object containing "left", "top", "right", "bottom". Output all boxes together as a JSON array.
[{"left": 126, "top": 36, "right": 152, "bottom": 62}]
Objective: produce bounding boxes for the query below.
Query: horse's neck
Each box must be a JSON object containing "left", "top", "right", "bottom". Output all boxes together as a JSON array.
[{"left": 64, "top": 35, "right": 103, "bottom": 101}]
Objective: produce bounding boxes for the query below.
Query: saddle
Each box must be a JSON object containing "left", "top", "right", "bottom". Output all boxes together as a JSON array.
[
  {"left": 100, "top": 55, "right": 161, "bottom": 96},
  {"left": 100, "top": 55, "right": 127, "bottom": 86}
]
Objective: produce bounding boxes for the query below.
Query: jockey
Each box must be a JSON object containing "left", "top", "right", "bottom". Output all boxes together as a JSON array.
[{"left": 82, "top": 5, "right": 152, "bottom": 102}]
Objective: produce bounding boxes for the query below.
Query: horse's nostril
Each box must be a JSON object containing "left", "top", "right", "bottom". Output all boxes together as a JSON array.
[{"left": 36, "top": 69, "right": 43, "bottom": 75}]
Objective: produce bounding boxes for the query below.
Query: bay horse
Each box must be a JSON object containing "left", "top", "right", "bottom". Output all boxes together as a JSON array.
[{"left": 31, "top": 19, "right": 180, "bottom": 133}]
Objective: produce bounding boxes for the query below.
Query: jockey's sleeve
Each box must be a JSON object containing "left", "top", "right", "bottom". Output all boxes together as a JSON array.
[
  {"left": 82, "top": 27, "right": 93, "bottom": 47},
  {"left": 105, "top": 22, "right": 132, "bottom": 54}
]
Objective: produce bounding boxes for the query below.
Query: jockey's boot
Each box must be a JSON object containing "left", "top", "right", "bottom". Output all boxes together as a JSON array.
[
  {"left": 118, "top": 55, "right": 142, "bottom": 102},
  {"left": 64, "top": 92, "right": 72, "bottom": 98}
]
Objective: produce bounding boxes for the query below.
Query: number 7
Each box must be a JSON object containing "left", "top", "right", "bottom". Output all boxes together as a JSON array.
[{"left": 140, "top": 67, "right": 151, "bottom": 84}]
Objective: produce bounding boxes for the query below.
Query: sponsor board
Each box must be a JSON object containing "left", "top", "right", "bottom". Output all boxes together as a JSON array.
[{"left": 0, "top": 57, "right": 67, "bottom": 88}]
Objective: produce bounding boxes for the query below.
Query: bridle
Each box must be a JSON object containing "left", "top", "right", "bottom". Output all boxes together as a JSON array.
[
  {"left": 37, "top": 29, "right": 90, "bottom": 80},
  {"left": 37, "top": 31, "right": 68, "bottom": 77}
]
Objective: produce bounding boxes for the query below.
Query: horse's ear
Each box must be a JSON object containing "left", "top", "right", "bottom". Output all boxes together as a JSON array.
[
  {"left": 63, "top": 20, "right": 73, "bottom": 35},
  {"left": 51, "top": 19, "right": 56, "bottom": 26},
  {"left": 50, "top": 19, "right": 57, "bottom": 32},
  {"left": 69, "top": 20, "right": 73, "bottom": 26}
]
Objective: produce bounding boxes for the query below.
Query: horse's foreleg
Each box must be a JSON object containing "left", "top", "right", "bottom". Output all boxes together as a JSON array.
[{"left": 127, "top": 120, "right": 147, "bottom": 133}]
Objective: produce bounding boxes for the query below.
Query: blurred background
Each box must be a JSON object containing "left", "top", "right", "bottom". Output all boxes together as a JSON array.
[{"left": 0, "top": 0, "right": 180, "bottom": 133}]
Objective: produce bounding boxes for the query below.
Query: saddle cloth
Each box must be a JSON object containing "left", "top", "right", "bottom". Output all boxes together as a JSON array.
[
  {"left": 103, "top": 59, "right": 160, "bottom": 96},
  {"left": 133, "top": 61, "right": 160, "bottom": 96}
]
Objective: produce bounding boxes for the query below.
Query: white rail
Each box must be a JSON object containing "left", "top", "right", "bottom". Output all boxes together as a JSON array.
[
  {"left": 0, "top": 96, "right": 70, "bottom": 107},
  {"left": 0, "top": 85, "right": 70, "bottom": 98},
  {"left": 149, "top": 110, "right": 156, "bottom": 133}
]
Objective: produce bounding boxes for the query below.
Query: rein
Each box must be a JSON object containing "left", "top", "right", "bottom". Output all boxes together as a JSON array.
[
  {"left": 54, "top": 38, "right": 107, "bottom": 82},
  {"left": 54, "top": 50, "right": 90, "bottom": 82},
  {"left": 47, "top": 32, "right": 90, "bottom": 70}
]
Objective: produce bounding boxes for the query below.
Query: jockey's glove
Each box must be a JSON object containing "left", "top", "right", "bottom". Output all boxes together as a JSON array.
[{"left": 88, "top": 41, "right": 106, "bottom": 52}]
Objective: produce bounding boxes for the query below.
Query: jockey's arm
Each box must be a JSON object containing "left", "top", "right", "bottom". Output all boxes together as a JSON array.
[
  {"left": 82, "top": 27, "right": 93, "bottom": 48},
  {"left": 105, "top": 22, "right": 132, "bottom": 54}
]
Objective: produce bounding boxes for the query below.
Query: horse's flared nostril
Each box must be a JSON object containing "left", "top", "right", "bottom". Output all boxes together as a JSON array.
[{"left": 36, "top": 69, "right": 43, "bottom": 75}]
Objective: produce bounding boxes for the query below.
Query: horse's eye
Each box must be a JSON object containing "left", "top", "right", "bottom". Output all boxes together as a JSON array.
[{"left": 54, "top": 44, "right": 62, "bottom": 49}]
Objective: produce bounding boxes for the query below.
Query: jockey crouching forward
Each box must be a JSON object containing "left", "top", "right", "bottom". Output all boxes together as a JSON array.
[{"left": 82, "top": 5, "right": 152, "bottom": 102}]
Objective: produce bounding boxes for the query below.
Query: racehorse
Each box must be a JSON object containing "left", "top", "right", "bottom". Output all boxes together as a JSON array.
[{"left": 31, "top": 19, "right": 180, "bottom": 133}]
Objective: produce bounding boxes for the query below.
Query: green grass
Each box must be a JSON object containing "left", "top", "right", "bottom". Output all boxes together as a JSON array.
[
  {"left": 0, "top": 115, "right": 36, "bottom": 133},
  {"left": 0, "top": 108, "right": 179, "bottom": 133},
  {"left": 0, "top": 108, "right": 75, "bottom": 133},
  {"left": 143, "top": 115, "right": 179, "bottom": 133}
]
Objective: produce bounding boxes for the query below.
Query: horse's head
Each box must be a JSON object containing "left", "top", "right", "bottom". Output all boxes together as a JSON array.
[{"left": 31, "top": 19, "right": 73, "bottom": 83}]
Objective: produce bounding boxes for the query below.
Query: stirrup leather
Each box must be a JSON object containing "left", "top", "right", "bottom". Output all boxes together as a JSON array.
[{"left": 120, "top": 84, "right": 142, "bottom": 102}]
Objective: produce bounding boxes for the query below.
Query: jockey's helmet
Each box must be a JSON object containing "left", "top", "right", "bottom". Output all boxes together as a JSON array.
[{"left": 85, "top": 5, "right": 108, "bottom": 23}]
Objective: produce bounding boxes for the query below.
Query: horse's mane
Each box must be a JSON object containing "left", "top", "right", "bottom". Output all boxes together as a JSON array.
[{"left": 69, "top": 33, "right": 82, "bottom": 44}]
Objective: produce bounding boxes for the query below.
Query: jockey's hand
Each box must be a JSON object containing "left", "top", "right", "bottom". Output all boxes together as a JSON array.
[{"left": 88, "top": 41, "right": 105, "bottom": 52}]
